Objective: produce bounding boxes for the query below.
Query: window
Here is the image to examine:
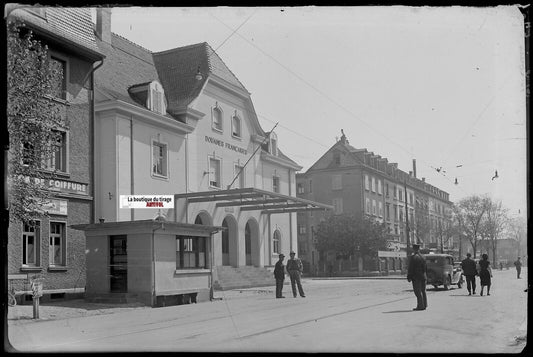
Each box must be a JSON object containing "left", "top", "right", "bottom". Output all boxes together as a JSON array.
[
  {"left": 298, "top": 225, "right": 306, "bottom": 235},
  {"left": 333, "top": 151, "right": 341, "bottom": 165},
  {"left": 23, "top": 221, "right": 41, "bottom": 267},
  {"left": 269, "top": 132, "right": 278, "bottom": 156},
  {"left": 371, "top": 177, "right": 376, "bottom": 192},
  {"left": 377, "top": 180, "right": 382, "bottom": 195},
  {"left": 232, "top": 115, "right": 242, "bottom": 138},
  {"left": 233, "top": 164, "right": 244, "bottom": 189},
  {"left": 49, "top": 222, "right": 66, "bottom": 266},
  {"left": 399, "top": 189, "right": 403, "bottom": 202},
  {"left": 386, "top": 203, "right": 390, "bottom": 220},
  {"left": 46, "top": 130, "right": 68, "bottom": 172},
  {"left": 212, "top": 106, "right": 223, "bottom": 132},
  {"left": 272, "top": 176, "right": 280, "bottom": 193},
  {"left": 22, "top": 142, "right": 35, "bottom": 166},
  {"left": 393, "top": 185, "right": 397, "bottom": 199},
  {"left": 378, "top": 202, "right": 383, "bottom": 218},
  {"left": 365, "top": 174, "right": 369, "bottom": 190},
  {"left": 332, "top": 175, "right": 342, "bottom": 190},
  {"left": 209, "top": 157, "right": 221, "bottom": 188},
  {"left": 372, "top": 200, "right": 377, "bottom": 216},
  {"left": 176, "top": 236, "right": 206, "bottom": 269},
  {"left": 332, "top": 197, "right": 343, "bottom": 214},
  {"left": 309, "top": 179, "right": 313, "bottom": 193},
  {"left": 273, "top": 230, "right": 281, "bottom": 254},
  {"left": 385, "top": 183, "right": 389, "bottom": 198},
  {"left": 366, "top": 198, "right": 371, "bottom": 214},
  {"left": 152, "top": 142, "right": 168, "bottom": 177},
  {"left": 49, "top": 56, "right": 67, "bottom": 100},
  {"left": 297, "top": 183, "right": 305, "bottom": 194}
]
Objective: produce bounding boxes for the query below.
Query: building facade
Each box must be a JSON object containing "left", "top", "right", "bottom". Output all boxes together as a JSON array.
[
  {"left": 79, "top": 9, "right": 331, "bottom": 305},
  {"left": 296, "top": 133, "right": 453, "bottom": 276},
  {"left": 6, "top": 6, "right": 104, "bottom": 303}
]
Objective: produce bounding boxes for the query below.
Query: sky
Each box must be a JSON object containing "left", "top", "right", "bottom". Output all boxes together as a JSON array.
[{"left": 94, "top": 6, "right": 527, "bottom": 218}]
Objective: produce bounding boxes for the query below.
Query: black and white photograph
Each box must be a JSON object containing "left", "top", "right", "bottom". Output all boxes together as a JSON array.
[{"left": 3, "top": 4, "right": 528, "bottom": 353}]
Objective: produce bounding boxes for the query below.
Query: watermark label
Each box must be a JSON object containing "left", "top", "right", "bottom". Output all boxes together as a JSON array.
[{"left": 120, "top": 195, "right": 174, "bottom": 209}]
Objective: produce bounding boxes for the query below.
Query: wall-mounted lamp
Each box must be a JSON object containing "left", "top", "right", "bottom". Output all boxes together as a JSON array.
[
  {"left": 108, "top": 192, "right": 113, "bottom": 200},
  {"left": 195, "top": 66, "right": 203, "bottom": 81},
  {"left": 99, "top": 217, "right": 105, "bottom": 223}
]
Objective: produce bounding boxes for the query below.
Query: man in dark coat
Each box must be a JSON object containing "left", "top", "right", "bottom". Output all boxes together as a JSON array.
[
  {"left": 286, "top": 251, "right": 306, "bottom": 298},
  {"left": 407, "top": 243, "right": 427, "bottom": 311},
  {"left": 461, "top": 253, "right": 477, "bottom": 295},
  {"left": 274, "top": 254, "right": 286, "bottom": 298},
  {"left": 514, "top": 257, "right": 522, "bottom": 279}
]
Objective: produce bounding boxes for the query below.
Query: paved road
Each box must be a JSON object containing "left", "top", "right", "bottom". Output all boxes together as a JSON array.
[{"left": 7, "top": 268, "right": 527, "bottom": 353}]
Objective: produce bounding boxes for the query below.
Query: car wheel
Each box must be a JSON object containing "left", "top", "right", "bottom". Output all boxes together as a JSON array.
[
  {"left": 444, "top": 276, "right": 451, "bottom": 290},
  {"left": 457, "top": 280, "right": 462, "bottom": 289}
]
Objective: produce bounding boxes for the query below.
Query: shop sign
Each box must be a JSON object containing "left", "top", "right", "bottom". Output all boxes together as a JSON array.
[
  {"left": 23, "top": 176, "right": 88, "bottom": 195},
  {"left": 42, "top": 199, "right": 68, "bottom": 215},
  {"left": 120, "top": 195, "right": 174, "bottom": 209},
  {"left": 205, "top": 135, "right": 247, "bottom": 155}
]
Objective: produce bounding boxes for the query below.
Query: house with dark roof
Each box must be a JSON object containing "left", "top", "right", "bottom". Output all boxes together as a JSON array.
[
  {"left": 296, "top": 132, "right": 453, "bottom": 276},
  {"left": 6, "top": 5, "right": 105, "bottom": 304},
  {"left": 78, "top": 8, "right": 331, "bottom": 307}
]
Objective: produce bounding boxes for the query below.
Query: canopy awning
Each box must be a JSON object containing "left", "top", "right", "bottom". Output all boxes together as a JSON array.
[{"left": 174, "top": 188, "right": 333, "bottom": 214}]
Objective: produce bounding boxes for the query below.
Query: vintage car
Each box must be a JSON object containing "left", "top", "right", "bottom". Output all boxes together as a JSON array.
[{"left": 424, "top": 253, "right": 464, "bottom": 290}]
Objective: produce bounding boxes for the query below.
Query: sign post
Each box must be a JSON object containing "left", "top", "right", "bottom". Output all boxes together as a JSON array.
[{"left": 31, "top": 278, "right": 43, "bottom": 319}]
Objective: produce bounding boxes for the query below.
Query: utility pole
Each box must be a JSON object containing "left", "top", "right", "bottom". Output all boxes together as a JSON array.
[{"left": 404, "top": 177, "right": 410, "bottom": 254}]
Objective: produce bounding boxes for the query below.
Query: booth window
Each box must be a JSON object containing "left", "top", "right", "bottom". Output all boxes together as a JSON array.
[
  {"left": 176, "top": 236, "right": 206, "bottom": 269},
  {"left": 49, "top": 222, "right": 66, "bottom": 266},
  {"left": 22, "top": 221, "right": 41, "bottom": 267}
]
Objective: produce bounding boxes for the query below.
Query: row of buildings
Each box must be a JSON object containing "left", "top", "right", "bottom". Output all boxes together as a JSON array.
[{"left": 7, "top": 6, "right": 453, "bottom": 307}]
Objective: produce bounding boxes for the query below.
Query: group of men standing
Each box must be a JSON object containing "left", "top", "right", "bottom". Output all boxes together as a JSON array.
[{"left": 274, "top": 251, "right": 306, "bottom": 298}]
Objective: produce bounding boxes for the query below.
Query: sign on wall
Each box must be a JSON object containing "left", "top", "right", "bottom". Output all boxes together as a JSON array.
[
  {"left": 24, "top": 176, "right": 88, "bottom": 196},
  {"left": 120, "top": 195, "right": 174, "bottom": 208},
  {"left": 42, "top": 199, "right": 68, "bottom": 215},
  {"left": 378, "top": 251, "right": 407, "bottom": 258}
]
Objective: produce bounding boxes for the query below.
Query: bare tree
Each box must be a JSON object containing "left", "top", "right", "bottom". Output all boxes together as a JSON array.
[
  {"left": 480, "top": 199, "right": 509, "bottom": 266},
  {"left": 507, "top": 216, "right": 526, "bottom": 260},
  {"left": 453, "top": 195, "right": 491, "bottom": 258}
]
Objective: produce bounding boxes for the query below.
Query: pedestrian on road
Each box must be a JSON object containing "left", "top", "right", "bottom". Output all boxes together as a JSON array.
[
  {"left": 274, "top": 254, "right": 286, "bottom": 298},
  {"left": 514, "top": 257, "right": 522, "bottom": 279},
  {"left": 461, "top": 253, "right": 478, "bottom": 295},
  {"left": 407, "top": 243, "right": 427, "bottom": 311},
  {"left": 479, "top": 253, "right": 493, "bottom": 296},
  {"left": 286, "top": 251, "right": 306, "bottom": 298}
]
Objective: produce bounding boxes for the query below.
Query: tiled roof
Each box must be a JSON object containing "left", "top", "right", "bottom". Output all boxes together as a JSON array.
[
  {"left": 7, "top": 6, "right": 103, "bottom": 60},
  {"left": 95, "top": 33, "right": 159, "bottom": 107},
  {"left": 153, "top": 42, "right": 248, "bottom": 113}
]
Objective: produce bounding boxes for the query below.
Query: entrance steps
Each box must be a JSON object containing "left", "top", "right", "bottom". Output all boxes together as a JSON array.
[
  {"left": 85, "top": 292, "right": 141, "bottom": 304},
  {"left": 214, "top": 266, "right": 275, "bottom": 291}
]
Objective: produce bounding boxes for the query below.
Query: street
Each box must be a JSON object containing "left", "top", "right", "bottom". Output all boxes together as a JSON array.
[{"left": 7, "top": 268, "right": 527, "bottom": 353}]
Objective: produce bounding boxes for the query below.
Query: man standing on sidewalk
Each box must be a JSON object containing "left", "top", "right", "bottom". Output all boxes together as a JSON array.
[
  {"left": 286, "top": 251, "right": 306, "bottom": 298},
  {"left": 514, "top": 257, "right": 522, "bottom": 279},
  {"left": 461, "top": 253, "right": 478, "bottom": 295},
  {"left": 274, "top": 254, "right": 286, "bottom": 298},
  {"left": 407, "top": 243, "right": 427, "bottom": 311}
]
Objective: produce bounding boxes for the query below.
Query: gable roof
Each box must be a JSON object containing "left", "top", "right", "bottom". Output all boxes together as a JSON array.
[
  {"left": 152, "top": 42, "right": 248, "bottom": 114},
  {"left": 7, "top": 6, "right": 104, "bottom": 61}
]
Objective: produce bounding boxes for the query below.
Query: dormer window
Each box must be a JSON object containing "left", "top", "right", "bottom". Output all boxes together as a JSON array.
[
  {"left": 148, "top": 81, "right": 166, "bottom": 115},
  {"left": 212, "top": 105, "right": 223, "bottom": 132},
  {"left": 232, "top": 113, "right": 242, "bottom": 138},
  {"left": 269, "top": 132, "right": 278, "bottom": 156}
]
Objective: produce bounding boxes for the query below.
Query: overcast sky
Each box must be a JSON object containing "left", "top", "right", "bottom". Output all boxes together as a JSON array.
[{"left": 95, "top": 6, "right": 527, "bottom": 218}]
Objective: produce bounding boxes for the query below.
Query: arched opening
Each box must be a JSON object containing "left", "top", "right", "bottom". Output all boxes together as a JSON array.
[
  {"left": 245, "top": 222, "right": 252, "bottom": 265},
  {"left": 245, "top": 218, "right": 260, "bottom": 267},
  {"left": 221, "top": 216, "right": 238, "bottom": 266}
]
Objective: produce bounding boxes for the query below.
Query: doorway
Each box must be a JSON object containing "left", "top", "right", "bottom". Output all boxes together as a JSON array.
[{"left": 110, "top": 235, "right": 127, "bottom": 292}]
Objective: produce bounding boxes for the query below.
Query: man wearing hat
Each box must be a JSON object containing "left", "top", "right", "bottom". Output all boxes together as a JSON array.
[
  {"left": 286, "top": 251, "right": 306, "bottom": 298},
  {"left": 407, "top": 243, "right": 427, "bottom": 310},
  {"left": 274, "top": 253, "right": 286, "bottom": 298},
  {"left": 461, "top": 252, "right": 478, "bottom": 295}
]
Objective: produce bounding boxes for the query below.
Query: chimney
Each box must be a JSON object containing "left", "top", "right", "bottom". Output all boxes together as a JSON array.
[
  {"left": 412, "top": 159, "right": 417, "bottom": 178},
  {"left": 422, "top": 177, "right": 425, "bottom": 182},
  {"left": 96, "top": 8, "right": 112, "bottom": 44}
]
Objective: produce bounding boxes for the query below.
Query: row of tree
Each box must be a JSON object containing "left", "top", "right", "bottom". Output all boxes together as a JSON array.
[{"left": 314, "top": 194, "right": 525, "bottom": 269}]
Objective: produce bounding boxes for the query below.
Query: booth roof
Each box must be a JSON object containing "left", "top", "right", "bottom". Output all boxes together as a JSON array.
[{"left": 71, "top": 219, "right": 224, "bottom": 236}]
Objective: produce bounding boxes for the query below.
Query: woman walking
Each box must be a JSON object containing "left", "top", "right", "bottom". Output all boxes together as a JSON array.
[{"left": 479, "top": 254, "right": 493, "bottom": 296}]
